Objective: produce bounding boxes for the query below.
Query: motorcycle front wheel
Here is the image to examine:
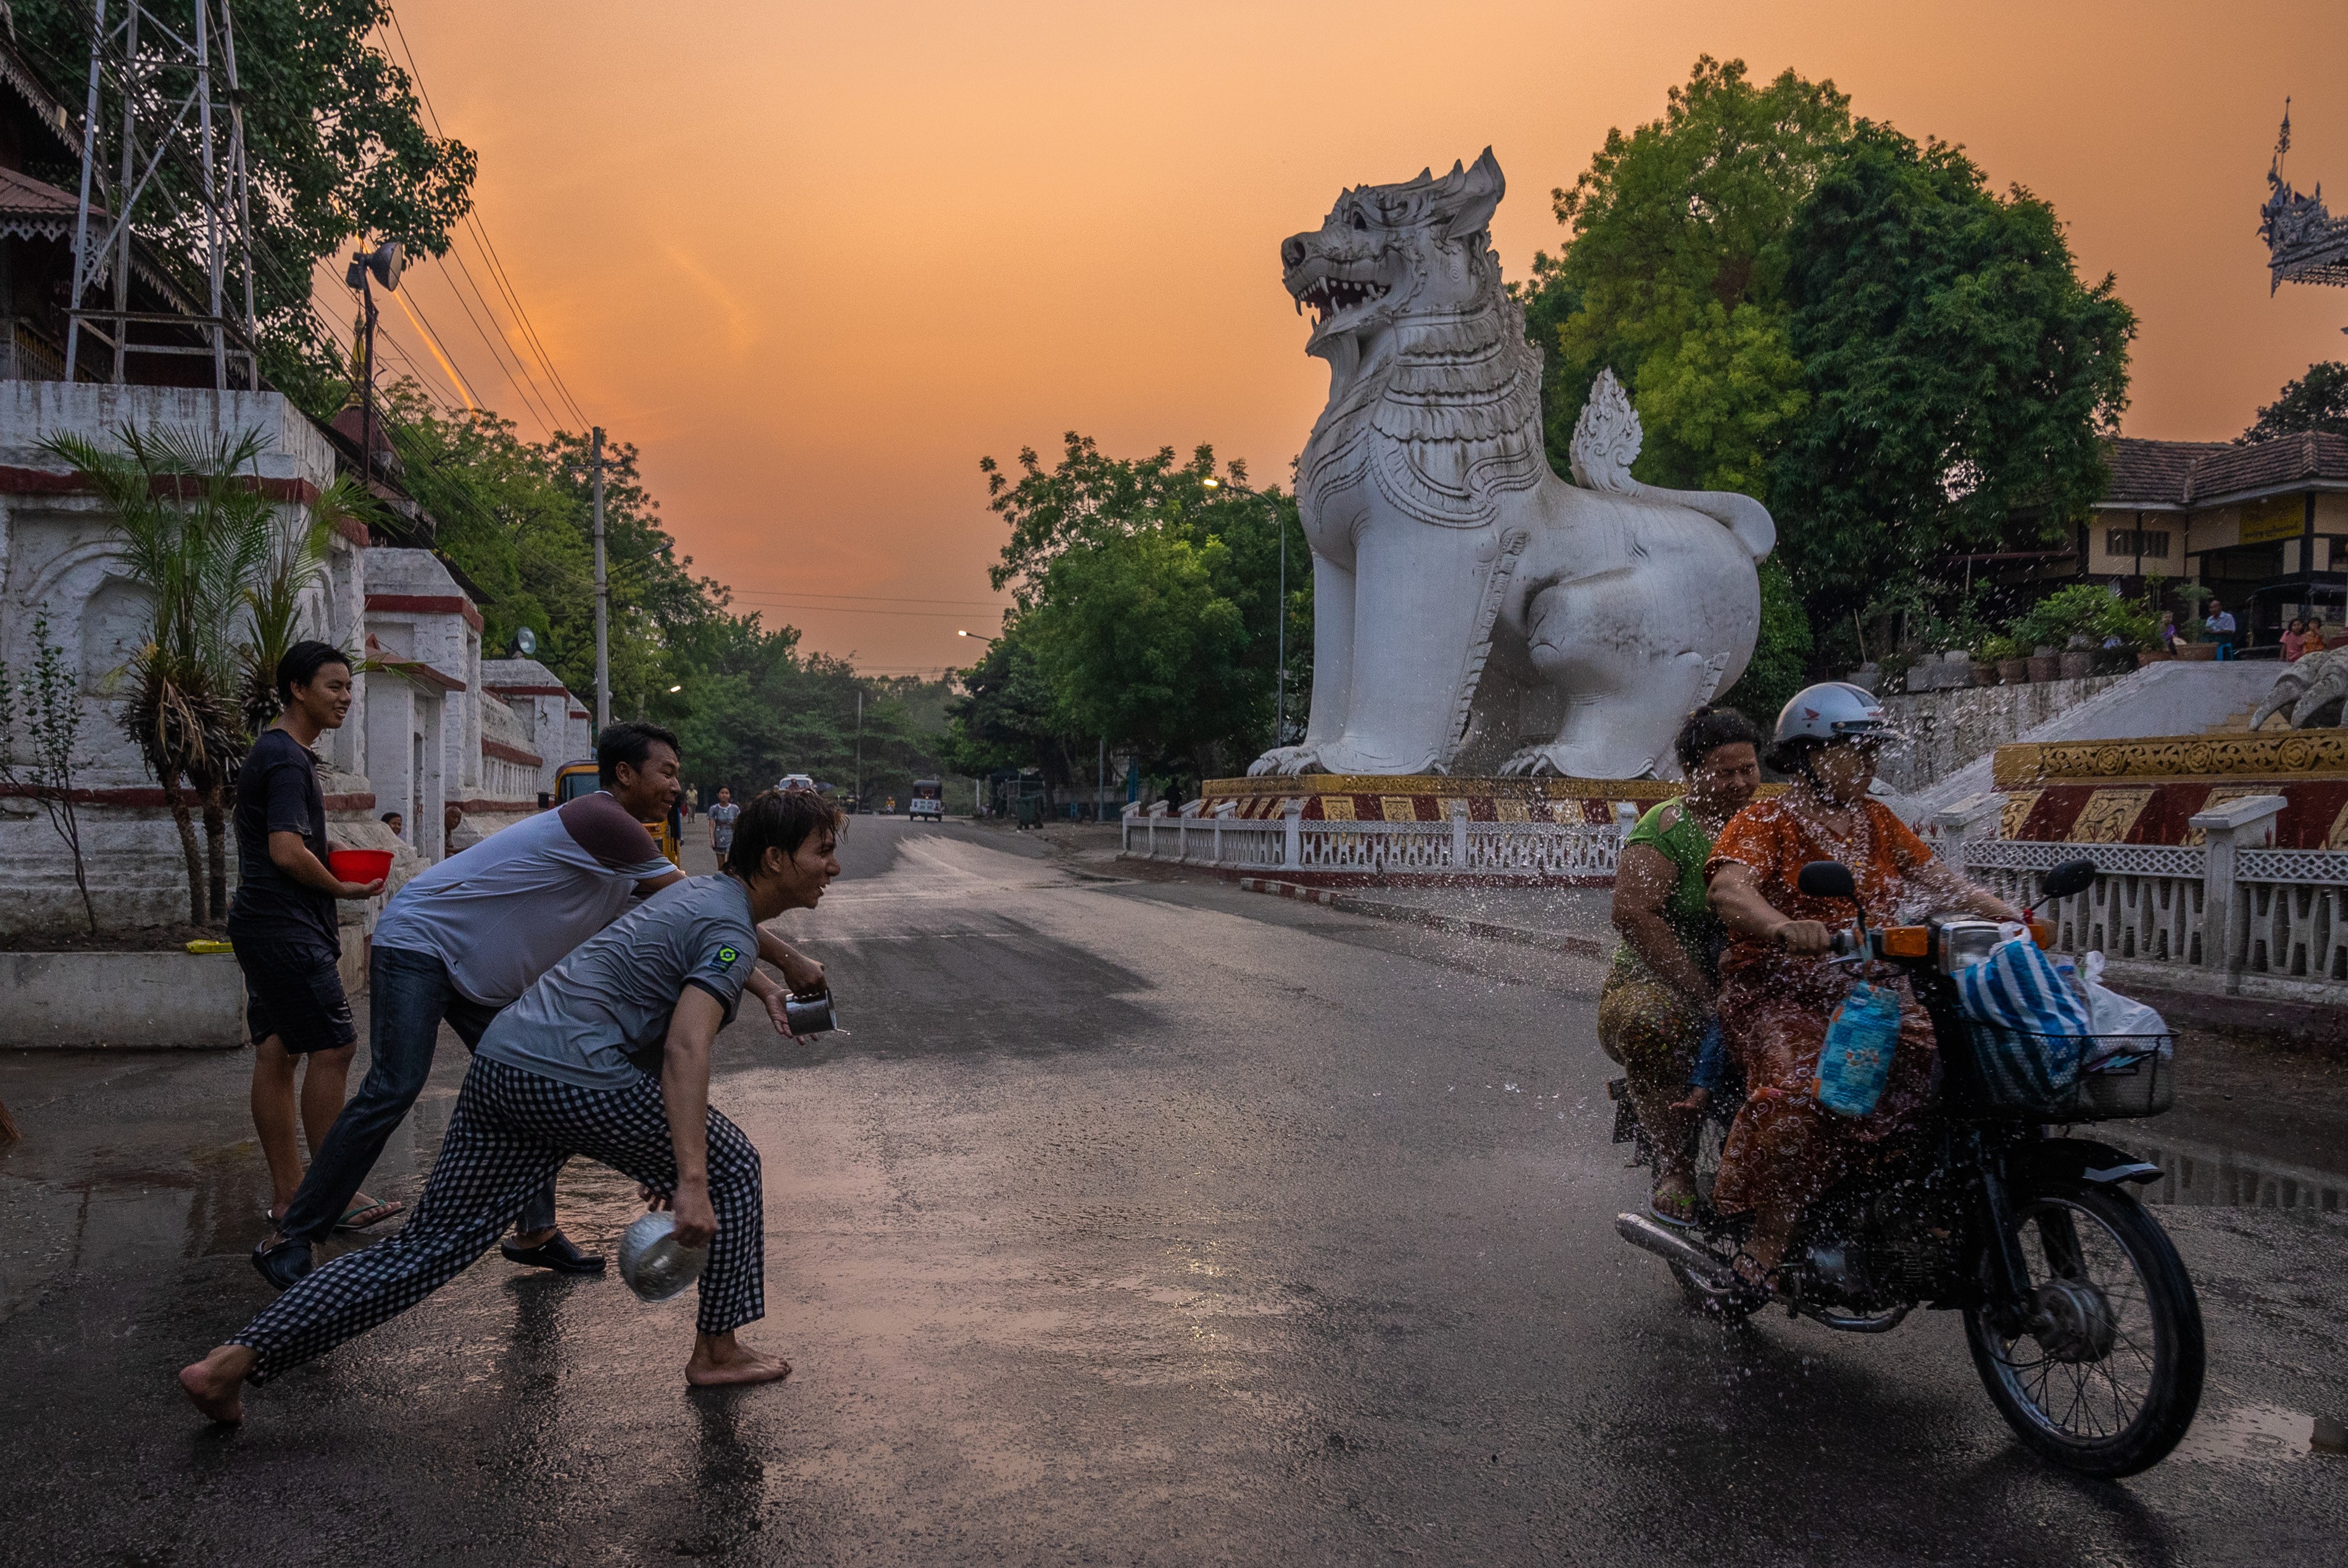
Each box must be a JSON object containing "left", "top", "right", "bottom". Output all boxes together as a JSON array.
[{"left": 1963, "top": 1177, "right": 2204, "bottom": 1478}]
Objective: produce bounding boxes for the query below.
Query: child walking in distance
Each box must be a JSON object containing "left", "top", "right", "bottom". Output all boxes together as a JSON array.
[
  {"left": 252, "top": 723, "right": 826, "bottom": 1290},
  {"left": 229, "top": 643, "right": 391, "bottom": 1231},
  {"left": 182, "top": 789, "right": 844, "bottom": 1422}
]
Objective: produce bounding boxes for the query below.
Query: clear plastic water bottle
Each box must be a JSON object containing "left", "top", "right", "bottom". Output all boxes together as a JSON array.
[{"left": 1815, "top": 982, "right": 1902, "bottom": 1117}]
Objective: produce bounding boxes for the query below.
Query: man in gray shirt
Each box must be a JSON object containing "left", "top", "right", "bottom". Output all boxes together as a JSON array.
[
  {"left": 254, "top": 723, "right": 828, "bottom": 1292},
  {"left": 181, "top": 789, "right": 843, "bottom": 1421}
]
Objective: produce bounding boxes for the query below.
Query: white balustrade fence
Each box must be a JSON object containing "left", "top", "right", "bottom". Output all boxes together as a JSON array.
[
  {"left": 1947, "top": 792, "right": 2348, "bottom": 1004},
  {"left": 1120, "top": 800, "right": 1626, "bottom": 882}
]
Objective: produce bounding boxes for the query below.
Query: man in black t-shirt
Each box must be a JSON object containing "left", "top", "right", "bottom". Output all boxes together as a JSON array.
[{"left": 229, "top": 642, "right": 389, "bottom": 1231}]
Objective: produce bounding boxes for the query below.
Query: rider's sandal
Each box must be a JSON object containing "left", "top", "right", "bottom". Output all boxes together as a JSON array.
[
  {"left": 1649, "top": 1189, "right": 1698, "bottom": 1229},
  {"left": 1728, "top": 1252, "right": 1781, "bottom": 1308}
]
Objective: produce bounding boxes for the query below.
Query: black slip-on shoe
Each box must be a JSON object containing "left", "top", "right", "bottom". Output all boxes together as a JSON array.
[
  {"left": 499, "top": 1234, "right": 607, "bottom": 1275},
  {"left": 251, "top": 1237, "right": 315, "bottom": 1292}
]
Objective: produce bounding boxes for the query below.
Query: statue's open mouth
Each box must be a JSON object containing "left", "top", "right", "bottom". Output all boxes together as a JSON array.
[{"left": 1294, "top": 273, "right": 1390, "bottom": 326}]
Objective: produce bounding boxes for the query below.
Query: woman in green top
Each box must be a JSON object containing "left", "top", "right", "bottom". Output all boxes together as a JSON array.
[{"left": 1597, "top": 707, "right": 1763, "bottom": 1225}]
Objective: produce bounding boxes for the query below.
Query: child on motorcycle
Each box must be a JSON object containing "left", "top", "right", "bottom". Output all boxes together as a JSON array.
[
  {"left": 1597, "top": 707, "right": 1763, "bottom": 1227},
  {"left": 1703, "top": 684, "right": 2021, "bottom": 1289}
]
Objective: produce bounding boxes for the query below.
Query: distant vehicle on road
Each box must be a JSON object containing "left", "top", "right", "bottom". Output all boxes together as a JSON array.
[
  {"left": 777, "top": 773, "right": 816, "bottom": 794},
  {"left": 909, "top": 779, "right": 943, "bottom": 820}
]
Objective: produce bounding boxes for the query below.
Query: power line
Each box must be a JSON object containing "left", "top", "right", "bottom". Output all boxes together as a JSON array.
[
  {"left": 367, "top": 21, "right": 563, "bottom": 436},
  {"left": 728, "top": 590, "right": 1009, "bottom": 608},
  {"left": 384, "top": 6, "right": 591, "bottom": 429},
  {"left": 733, "top": 604, "right": 999, "bottom": 620}
]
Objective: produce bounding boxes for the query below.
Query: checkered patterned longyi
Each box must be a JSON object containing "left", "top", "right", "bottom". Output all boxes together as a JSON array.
[{"left": 233, "top": 1057, "right": 765, "bottom": 1382}]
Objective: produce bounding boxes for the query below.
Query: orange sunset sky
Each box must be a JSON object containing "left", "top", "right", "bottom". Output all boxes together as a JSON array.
[{"left": 377, "top": 1, "right": 2348, "bottom": 674}]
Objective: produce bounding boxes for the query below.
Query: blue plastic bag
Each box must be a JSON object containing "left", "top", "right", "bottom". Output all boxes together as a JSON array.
[
  {"left": 1956, "top": 934, "right": 2091, "bottom": 1110},
  {"left": 1815, "top": 981, "right": 1902, "bottom": 1117}
]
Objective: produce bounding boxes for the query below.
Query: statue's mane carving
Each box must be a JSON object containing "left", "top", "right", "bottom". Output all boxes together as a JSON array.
[{"left": 1299, "top": 196, "right": 1545, "bottom": 529}]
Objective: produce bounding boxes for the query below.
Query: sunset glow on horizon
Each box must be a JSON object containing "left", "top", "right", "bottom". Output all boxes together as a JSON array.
[{"left": 381, "top": 0, "right": 2348, "bottom": 672}]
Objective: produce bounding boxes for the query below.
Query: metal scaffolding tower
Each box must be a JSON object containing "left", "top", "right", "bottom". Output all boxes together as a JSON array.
[{"left": 64, "top": 0, "right": 260, "bottom": 389}]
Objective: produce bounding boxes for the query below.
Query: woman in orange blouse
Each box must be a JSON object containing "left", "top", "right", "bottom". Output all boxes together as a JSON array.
[{"left": 1702, "top": 684, "right": 2020, "bottom": 1287}]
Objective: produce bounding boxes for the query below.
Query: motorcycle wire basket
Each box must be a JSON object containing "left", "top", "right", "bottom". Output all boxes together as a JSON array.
[{"left": 1962, "top": 1026, "right": 2176, "bottom": 1121}]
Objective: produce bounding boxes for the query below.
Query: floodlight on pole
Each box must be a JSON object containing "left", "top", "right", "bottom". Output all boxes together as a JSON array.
[{"left": 344, "top": 239, "right": 404, "bottom": 496}]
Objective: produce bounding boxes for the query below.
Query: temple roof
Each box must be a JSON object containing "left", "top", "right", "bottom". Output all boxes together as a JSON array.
[{"left": 2106, "top": 433, "right": 2348, "bottom": 509}]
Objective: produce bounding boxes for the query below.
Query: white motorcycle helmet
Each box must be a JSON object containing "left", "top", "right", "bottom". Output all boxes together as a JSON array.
[{"left": 1773, "top": 682, "right": 1895, "bottom": 749}]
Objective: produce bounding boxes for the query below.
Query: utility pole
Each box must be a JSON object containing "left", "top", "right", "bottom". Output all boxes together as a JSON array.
[
  {"left": 590, "top": 426, "right": 610, "bottom": 732},
  {"left": 854, "top": 689, "right": 864, "bottom": 811}
]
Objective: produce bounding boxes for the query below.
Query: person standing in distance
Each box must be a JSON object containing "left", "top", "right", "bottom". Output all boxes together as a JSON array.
[
  {"left": 2204, "top": 598, "right": 2238, "bottom": 660},
  {"left": 707, "top": 786, "right": 740, "bottom": 863},
  {"left": 182, "top": 788, "right": 843, "bottom": 1422},
  {"left": 230, "top": 642, "right": 393, "bottom": 1231},
  {"left": 252, "top": 723, "right": 828, "bottom": 1288}
]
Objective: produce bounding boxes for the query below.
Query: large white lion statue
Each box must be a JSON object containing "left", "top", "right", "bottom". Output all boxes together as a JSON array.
[{"left": 1249, "top": 149, "right": 1775, "bottom": 780}]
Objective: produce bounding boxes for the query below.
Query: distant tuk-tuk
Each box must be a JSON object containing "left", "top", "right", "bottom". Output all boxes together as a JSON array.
[
  {"left": 909, "top": 778, "right": 944, "bottom": 820},
  {"left": 551, "top": 760, "right": 682, "bottom": 868}
]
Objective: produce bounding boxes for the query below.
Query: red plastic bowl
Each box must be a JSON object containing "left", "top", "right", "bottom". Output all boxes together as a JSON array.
[{"left": 328, "top": 848, "right": 394, "bottom": 885}]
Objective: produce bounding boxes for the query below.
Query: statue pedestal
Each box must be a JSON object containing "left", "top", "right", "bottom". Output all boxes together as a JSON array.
[
  {"left": 1199, "top": 773, "right": 1680, "bottom": 827},
  {"left": 1122, "top": 774, "right": 1776, "bottom": 887}
]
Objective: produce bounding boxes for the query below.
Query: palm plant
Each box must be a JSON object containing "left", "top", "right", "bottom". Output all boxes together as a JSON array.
[{"left": 41, "top": 425, "right": 356, "bottom": 925}]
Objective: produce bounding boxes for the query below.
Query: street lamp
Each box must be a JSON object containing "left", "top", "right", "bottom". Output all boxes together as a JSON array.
[
  {"left": 667, "top": 684, "right": 683, "bottom": 694},
  {"left": 1204, "top": 475, "right": 1288, "bottom": 748},
  {"left": 957, "top": 629, "right": 997, "bottom": 645},
  {"left": 343, "top": 240, "right": 404, "bottom": 488}
]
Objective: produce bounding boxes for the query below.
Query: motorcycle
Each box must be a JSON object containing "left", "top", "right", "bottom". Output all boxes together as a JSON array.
[{"left": 1609, "top": 857, "right": 2204, "bottom": 1478}]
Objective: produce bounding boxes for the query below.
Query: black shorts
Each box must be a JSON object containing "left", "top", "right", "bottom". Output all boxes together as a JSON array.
[{"left": 235, "top": 937, "right": 357, "bottom": 1053}]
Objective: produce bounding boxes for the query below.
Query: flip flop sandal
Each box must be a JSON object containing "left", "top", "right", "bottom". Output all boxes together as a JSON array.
[
  {"left": 1649, "top": 1190, "right": 1699, "bottom": 1228},
  {"left": 335, "top": 1198, "right": 404, "bottom": 1233}
]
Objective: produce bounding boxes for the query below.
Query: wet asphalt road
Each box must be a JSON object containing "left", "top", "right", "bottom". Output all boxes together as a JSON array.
[{"left": 2, "top": 816, "right": 2344, "bottom": 1566}]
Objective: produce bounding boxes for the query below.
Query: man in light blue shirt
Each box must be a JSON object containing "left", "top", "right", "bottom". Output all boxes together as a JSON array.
[{"left": 182, "top": 789, "right": 844, "bottom": 1422}]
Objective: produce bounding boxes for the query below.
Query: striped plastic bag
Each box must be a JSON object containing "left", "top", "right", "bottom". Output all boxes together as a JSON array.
[{"left": 1955, "top": 934, "right": 2091, "bottom": 1110}]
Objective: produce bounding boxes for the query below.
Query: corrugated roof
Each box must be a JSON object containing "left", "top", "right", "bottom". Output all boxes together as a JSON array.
[
  {"left": 2105, "top": 438, "right": 2228, "bottom": 506},
  {"left": 2105, "top": 433, "right": 2348, "bottom": 508},
  {"left": 0, "top": 164, "right": 81, "bottom": 217},
  {"left": 2188, "top": 431, "right": 2348, "bottom": 503}
]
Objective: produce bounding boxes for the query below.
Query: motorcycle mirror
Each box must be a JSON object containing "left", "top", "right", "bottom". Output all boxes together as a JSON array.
[
  {"left": 2040, "top": 858, "right": 2099, "bottom": 902},
  {"left": 1797, "top": 859, "right": 1857, "bottom": 902}
]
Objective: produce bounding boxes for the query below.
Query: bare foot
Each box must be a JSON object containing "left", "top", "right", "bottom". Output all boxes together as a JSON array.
[
  {"left": 685, "top": 1331, "right": 792, "bottom": 1388},
  {"left": 179, "top": 1345, "right": 257, "bottom": 1424}
]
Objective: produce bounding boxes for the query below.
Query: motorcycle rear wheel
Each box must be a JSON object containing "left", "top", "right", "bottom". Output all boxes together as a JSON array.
[{"left": 1963, "top": 1177, "right": 2204, "bottom": 1477}]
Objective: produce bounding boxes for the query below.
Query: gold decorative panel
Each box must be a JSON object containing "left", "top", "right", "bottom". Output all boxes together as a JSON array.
[
  {"left": 1999, "top": 790, "right": 2044, "bottom": 840},
  {"left": 2065, "top": 788, "right": 2154, "bottom": 844},
  {"left": 1994, "top": 730, "right": 2348, "bottom": 787},
  {"left": 1319, "top": 795, "right": 1356, "bottom": 821}
]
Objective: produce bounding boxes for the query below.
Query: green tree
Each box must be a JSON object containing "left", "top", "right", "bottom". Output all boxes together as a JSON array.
[
  {"left": 43, "top": 426, "right": 294, "bottom": 923},
  {"left": 1770, "top": 123, "right": 2134, "bottom": 647},
  {"left": 941, "top": 626, "right": 1086, "bottom": 797},
  {"left": 2242, "top": 361, "right": 2348, "bottom": 442},
  {"left": 1026, "top": 528, "right": 1254, "bottom": 776},
  {"left": 1528, "top": 56, "right": 1850, "bottom": 491},
  {"left": 972, "top": 432, "right": 1307, "bottom": 783},
  {"left": 12, "top": 1, "right": 478, "bottom": 406}
]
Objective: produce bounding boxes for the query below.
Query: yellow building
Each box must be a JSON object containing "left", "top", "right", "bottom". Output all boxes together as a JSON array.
[{"left": 2086, "top": 433, "right": 2348, "bottom": 649}]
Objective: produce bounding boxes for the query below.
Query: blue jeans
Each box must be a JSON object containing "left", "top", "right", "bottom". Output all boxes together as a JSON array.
[{"left": 280, "top": 946, "right": 560, "bottom": 1246}]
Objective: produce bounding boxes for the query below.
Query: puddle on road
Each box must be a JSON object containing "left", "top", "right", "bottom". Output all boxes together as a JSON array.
[
  {"left": 2173, "top": 1402, "right": 2343, "bottom": 1466},
  {"left": 2123, "top": 1132, "right": 2346, "bottom": 1213}
]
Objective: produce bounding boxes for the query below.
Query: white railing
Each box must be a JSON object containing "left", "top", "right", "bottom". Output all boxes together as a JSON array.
[
  {"left": 1947, "top": 792, "right": 2348, "bottom": 1002},
  {"left": 1120, "top": 801, "right": 1626, "bottom": 882}
]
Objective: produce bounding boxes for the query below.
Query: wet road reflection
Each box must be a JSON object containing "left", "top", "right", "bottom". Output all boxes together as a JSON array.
[{"left": 1, "top": 817, "right": 2344, "bottom": 1564}]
